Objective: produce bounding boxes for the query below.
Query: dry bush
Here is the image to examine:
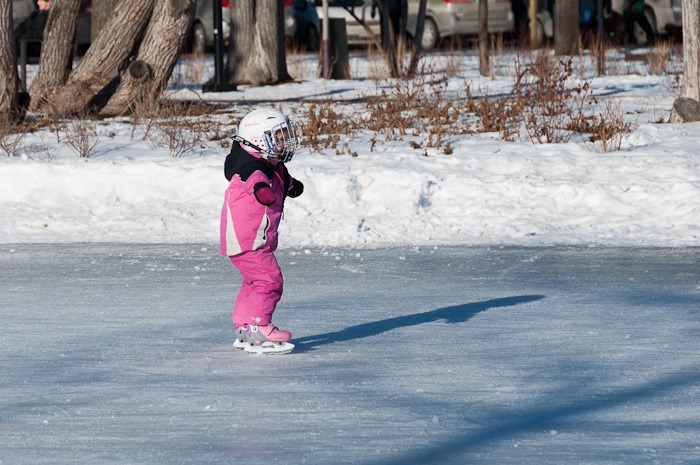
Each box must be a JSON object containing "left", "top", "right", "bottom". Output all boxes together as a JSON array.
[
  {"left": 462, "top": 83, "right": 516, "bottom": 139},
  {"left": 63, "top": 114, "right": 100, "bottom": 158},
  {"left": 578, "top": 99, "right": 632, "bottom": 153},
  {"left": 513, "top": 51, "right": 594, "bottom": 144},
  {"left": 132, "top": 100, "right": 219, "bottom": 156},
  {"left": 299, "top": 99, "right": 355, "bottom": 152},
  {"left": 0, "top": 117, "right": 28, "bottom": 157},
  {"left": 287, "top": 46, "right": 314, "bottom": 80},
  {"left": 299, "top": 48, "right": 633, "bottom": 156},
  {"left": 153, "top": 119, "right": 204, "bottom": 157},
  {"left": 647, "top": 40, "right": 673, "bottom": 75}
]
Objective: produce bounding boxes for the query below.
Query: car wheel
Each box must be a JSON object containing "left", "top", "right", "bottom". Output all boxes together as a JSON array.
[
  {"left": 420, "top": 18, "right": 439, "bottom": 51},
  {"left": 191, "top": 22, "right": 207, "bottom": 54},
  {"left": 305, "top": 26, "right": 319, "bottom": 52}
]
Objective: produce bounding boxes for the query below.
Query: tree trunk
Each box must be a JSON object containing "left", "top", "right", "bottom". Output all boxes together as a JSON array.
[
  {"left": 555, "top": 0, "right": 580, "bottom": 55},
  {"left": 0, "top": 0, "right": 20, "bottom": 121},
  {"left": 36, "top": 0, "right": 155, "bottom": 115},
  {"left": 226, "top": 0, "right": 291, "bottom": 86},
  {"left": 28, "top": 0, "right": 81, "bottom": 111},
  {"left": 478, "top": 0, "right": 489, "bottom": 76},
  {"left": 91, "top": 0, "right": 120, "bottom": 43},
  {"left": 101, "top": 0, "right": 196, "bottom": 116},
  {"left": 671, "top": 0, "right": 700, "bottom": 121}
]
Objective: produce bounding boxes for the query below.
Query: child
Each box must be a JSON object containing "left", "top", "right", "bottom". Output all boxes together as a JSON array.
[{"left": 220, "top": 108, "right": 304, "bottom": 355}]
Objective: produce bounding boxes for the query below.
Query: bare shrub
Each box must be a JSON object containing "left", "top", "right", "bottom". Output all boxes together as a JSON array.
[
  {"left": 299, "top": 99, "right": 354, "bottom": 152},
  {"left": 576, "top": 99, "right": 632, "bottom": 153},
  {"left": 513, "top": 51, "right": 593, "bottom": 144},
  {"left": 647, "top": 40, "right": 673, "bottom": 75},
  {"left": 63, "top": 115, "right": 100, "bottom": 158},
  {"left": 153, "top": 120, "right": 204, "bottom": 157},
  {"left": 462, "top": 83, "right": 516, "bottom": 139},
  {"left": 0, "top": 117, "right": 28, "bottom": 157}
]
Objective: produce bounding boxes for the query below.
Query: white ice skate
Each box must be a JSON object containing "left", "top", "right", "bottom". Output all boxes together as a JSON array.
[{"left": 233, "top": 323, "right": 295, "bottom": 355}]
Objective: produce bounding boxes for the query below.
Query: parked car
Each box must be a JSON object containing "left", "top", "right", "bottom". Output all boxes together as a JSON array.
[
  {"left": 288, "top": 0, "right": 321, "bottom": 51},
  {"left": 314, "top": 0, "right": 381, "bottom": 47},
  {"left": 406, "top": 0, "right": 515, "bottom": 50},
  {"left": 316, "top": 0, "right": 516, "bottom": 51},
  {"left": 608, "top": 0, "right": 682, "bottom": 44},
  {"left": 190, "top": 0, "right": 320, "bottom": 53}
]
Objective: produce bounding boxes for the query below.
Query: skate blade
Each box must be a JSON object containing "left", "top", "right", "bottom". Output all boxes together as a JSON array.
[
  {"left": 244, "top": 341, "right": 295, "bottom": 355},
  {"left": 233, "top": 339, "right": 247, "bottom": 350}
]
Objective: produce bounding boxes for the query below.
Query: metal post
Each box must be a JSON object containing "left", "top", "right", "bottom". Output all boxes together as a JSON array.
[
  {"left": 202, "top": 0, "right": 236, "bottom": 92},
  {"left": 20, "top": 39, "right": 28, "bottom": 91}
]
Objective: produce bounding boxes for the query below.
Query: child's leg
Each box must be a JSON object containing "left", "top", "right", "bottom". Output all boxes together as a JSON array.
[{"left": 229, "top": 247, "right": 283, "bottom": 326}]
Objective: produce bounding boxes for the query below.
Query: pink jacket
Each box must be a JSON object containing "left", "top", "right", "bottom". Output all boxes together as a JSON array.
[{"left": 220, "top": 144, "right": 300, "bottom": 256}]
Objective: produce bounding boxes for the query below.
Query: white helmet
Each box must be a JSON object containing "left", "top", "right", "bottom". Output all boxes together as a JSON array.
[{"left": 235, "top": 108, "right": 299, "bottom": 163}]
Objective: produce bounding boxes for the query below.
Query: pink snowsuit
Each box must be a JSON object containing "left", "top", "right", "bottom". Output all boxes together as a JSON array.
[{"left": 220, "top": 143, "right": 302, "bottom": 326}]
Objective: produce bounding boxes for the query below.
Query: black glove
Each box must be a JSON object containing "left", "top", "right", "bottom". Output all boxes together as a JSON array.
[{"left": 288, "top": 180, "right": 304, "bottom": 198}]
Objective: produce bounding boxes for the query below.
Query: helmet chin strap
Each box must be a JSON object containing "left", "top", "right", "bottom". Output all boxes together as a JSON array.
[{"left": 232, "top": 135, "right": 276, "bottom": 160}]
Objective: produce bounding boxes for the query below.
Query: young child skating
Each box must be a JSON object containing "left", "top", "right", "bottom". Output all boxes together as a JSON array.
[{"left": 220, "top": 108, "right": 304, "bottom": 355}]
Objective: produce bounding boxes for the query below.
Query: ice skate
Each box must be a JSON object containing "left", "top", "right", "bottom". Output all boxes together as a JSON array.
[
  {"left": 233, "top": 323, "right": 295, "bottom": 355},
  {"left": 233, "top": 323, "right": 249, "bottom": 350}
]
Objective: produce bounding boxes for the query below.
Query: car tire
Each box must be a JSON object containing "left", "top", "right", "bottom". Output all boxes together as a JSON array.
[
  {"left": 420, "top": 18, "right": 439, "bottom": 51},
  {"left": 191, "top": 22, "right": 207, "bottom": 54}
]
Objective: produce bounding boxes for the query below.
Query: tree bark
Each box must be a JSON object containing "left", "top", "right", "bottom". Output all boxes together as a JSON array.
[
  {"left": 671, "top": 0, "right": 700, "bottom": 121},
  {"left": 0, "top": 0, "right": 20, "bottom": 121},
  {"left": 478, "top": 0, "right": 489, "bottom": 76},
  {"left": 226, "top": 0, "right": 291, "bottom": 86},
  {"left": 101, "top": 0, "right": 196, "bottom": 116},
  {"left": 36, "top": 0, "right": 155, "bottom": 115},
  {"left": 91, "top": 0, "right": 120, "bottom": 43},
  {"left": 555, "top": 0, "right": 580, "bottom": 55},
  {"left": 28, "top": 0, "right": 81, "bottom": 111}
]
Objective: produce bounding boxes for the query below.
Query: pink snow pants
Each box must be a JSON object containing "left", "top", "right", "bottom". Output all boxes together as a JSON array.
[{"left": 229, "top": 246, "right": 283, "bottom": 326}]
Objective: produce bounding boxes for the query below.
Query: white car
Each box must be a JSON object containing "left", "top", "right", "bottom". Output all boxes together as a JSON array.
[
  {"left": 315, "top": 0, "right": 381, "bottom": 47},
  {"left": 609, "top": 0, "right": 682, "bottom": 44},
  {"left": 316, "top": 0, "right": 516, "bottom": 51}
]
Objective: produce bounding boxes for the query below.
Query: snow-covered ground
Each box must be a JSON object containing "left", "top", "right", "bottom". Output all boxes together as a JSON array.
[
  {"left": 1, "top": 49, "right": 698, "bottom": 248},
  {"left": 1, "top": 244, "right": 698, "bottom": 464},
  {"left": 1, "top": 49, "right": 699, "bottom": 464}
]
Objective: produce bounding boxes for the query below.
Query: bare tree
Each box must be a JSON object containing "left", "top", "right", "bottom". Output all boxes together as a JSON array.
[
  {"left": 478, "top": 0, "right": 489, "bottom": 76},
  {"left": 0, "top": 0, "right": 20, "bottom": 120},
  {"left": 29, "top": 0, "right": 81, "bottom": 110},
  {"left": 555, "top": 0, "right": 579, "bottom": 55},
  {"left": 35, "top": 0, "right": 156, "bottom": 115},
  {"left": 102, "top": 0, "right": 196, "bottom": 115},
  {"left": 91, "top": 0, "right": 119, "bottom": 43},
  {"left": 226, "top": 0, "right": 291, "bottom": 85},
  {"left": 672, "top": 0, "right": 700, "bottom": 121}
]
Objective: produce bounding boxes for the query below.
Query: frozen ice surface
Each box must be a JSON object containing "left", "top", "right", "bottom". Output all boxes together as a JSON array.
[{"left": 1, "top": 244, "right": 698, "bottom": 464}]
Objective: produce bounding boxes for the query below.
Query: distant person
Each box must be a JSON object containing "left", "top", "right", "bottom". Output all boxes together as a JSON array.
[
  {"left": 624, "top": 0, "right": 654, "bottom": 45},
  {"left": 220, "top": 108, "right": 304, "bottom": 355},
  {"left": 13, "top": 0, "right": 51, "bottom": 56}
]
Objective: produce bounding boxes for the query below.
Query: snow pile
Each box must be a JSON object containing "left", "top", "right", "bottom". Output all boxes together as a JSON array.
[{"left": 1, "top": 53, "right": 699, "bottom": 248}]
